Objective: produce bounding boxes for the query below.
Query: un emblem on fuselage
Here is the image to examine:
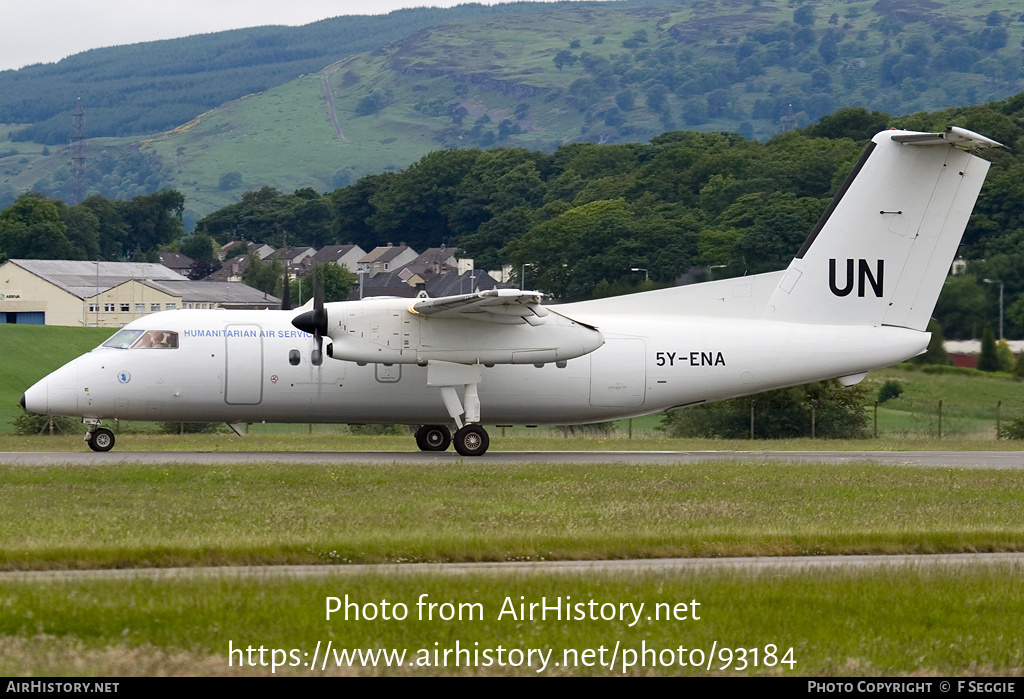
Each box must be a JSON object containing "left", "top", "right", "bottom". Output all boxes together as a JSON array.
[{"left": 118, "top": 371, "right": 131, "bottom": 384}]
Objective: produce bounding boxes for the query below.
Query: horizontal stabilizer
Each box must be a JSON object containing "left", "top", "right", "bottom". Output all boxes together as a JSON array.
[{"left": 890, "top": 126, "right": 1003, "bottom": 149}]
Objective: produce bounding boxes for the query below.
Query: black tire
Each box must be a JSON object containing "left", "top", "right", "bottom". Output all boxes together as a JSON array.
[
  {"left": 87, "top": 428, "right": 115, "bottom": 452},
  {"left": 453, "top": 424, "right": 489, "bottom": 457},
  {"left": 415, "top": 424, "right": 451, "bottom": 452}
]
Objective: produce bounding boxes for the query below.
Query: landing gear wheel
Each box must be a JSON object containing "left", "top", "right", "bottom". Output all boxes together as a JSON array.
[
  {"left": 415, "top": 424, "right": 451, "bottom": 452},
  {"left": 87, "top": 428, "right": 115, "bottom": 452},
  {"left": 453, "top": 424, "right": 489, "bottom": 457}
]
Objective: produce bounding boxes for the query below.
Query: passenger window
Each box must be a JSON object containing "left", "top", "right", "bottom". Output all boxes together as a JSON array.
[
  {"left": 133, "top": 330, "right": 179, "bottom": 349},
  {"left": 289, "top": 349, "right": 301, "bottom": 366}
]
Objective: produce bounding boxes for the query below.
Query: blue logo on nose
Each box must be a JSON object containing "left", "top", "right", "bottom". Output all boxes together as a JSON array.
[{"left": 118, "top": 371, "right": 131, "bottom": 384}]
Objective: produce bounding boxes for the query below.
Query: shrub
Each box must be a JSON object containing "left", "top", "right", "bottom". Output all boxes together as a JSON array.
[
  {"left": 348, "top": 424, "right": 405, "bottom": 435},
  {"left": 877, "top": 379, "right": 904, "bottom": 403},
  {"left": 158, "top": 422, "right": 229, "bottom": 434},
  {"left": 663, "top": 380, "right": 870, "bottom": 439},
  {"left": 999, "top": 412, "right": 1024, "bottom": 440},
  {"left": 555, "top": 422, "right": 614, "bottom": 436},
  {"left": 12, "top": 411, "right": 79, "bottom": 436}
]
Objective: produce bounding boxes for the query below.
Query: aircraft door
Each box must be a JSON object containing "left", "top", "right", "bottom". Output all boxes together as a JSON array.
[
  {"left": 224, "top": 324, "right": 264, "bottom": 405},
  {"left": 589, "top": 338, "right": 646, "bottom": 407}
]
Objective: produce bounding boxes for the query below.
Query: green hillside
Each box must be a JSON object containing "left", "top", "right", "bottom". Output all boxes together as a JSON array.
[
  {"left": 3, "top": 0, "right": 1024, "bottom": 217},
  {"left": 0, "top": 325, "right": 115, "bottom": 430},
  {"left": 1, "top": 1, "right": 642, "bottom": 144}
]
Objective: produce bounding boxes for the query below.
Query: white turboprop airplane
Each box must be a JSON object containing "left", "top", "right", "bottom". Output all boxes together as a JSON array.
[{"left": 22, "top": 127, "right": 1000, "bottom": 455}]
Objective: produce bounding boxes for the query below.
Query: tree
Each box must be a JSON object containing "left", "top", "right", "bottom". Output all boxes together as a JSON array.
[
  {"left": 804, "top": 107, "right": 891, "bottom": 142},
  {"left": 367, "top": 149, "right": 482, "bottom": 249},
  {"left": 978, "top": 324, "right": 999, "bottom": 372},
  {"left": 0, "top": 194, "right": 82, "bottom": 260},
  {"left": 293, "top": 262, "right": 354, "bottom": 303},
  {"left": 553, "top": 50, "right": 577, "bottom": 70},
  {"left": 912, "top": 319, "right": 951, "bottom": 365},
  {"left": 243, "top": 254, "right": 284, "bottom": 297},
  {"left": 180, "top": 232, "right": 217, "bottom": 260},
  {"left": 117, "top": 190, "right": 185, "bottom": 256},
  {"left": 502, "top": 198, "right": 638, "bottom": 300},
  {"left": 934, "top": 276, "right": 987, "bottom": 340},
  {"left": 793, "top": 5, "right": 816, "bottom": 27}
]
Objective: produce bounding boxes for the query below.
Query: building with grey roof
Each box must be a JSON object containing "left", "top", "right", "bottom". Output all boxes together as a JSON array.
[{"left": 0, "top": 259, "right": 278, "bottom": 326}]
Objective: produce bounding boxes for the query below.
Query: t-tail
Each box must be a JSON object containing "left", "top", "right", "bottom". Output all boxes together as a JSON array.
[{"left": 763, "top": 126, "right": 1001, "bottom": 330}]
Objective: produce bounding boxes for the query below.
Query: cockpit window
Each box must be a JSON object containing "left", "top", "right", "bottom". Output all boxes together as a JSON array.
[
  {"left": 134, "top": 330, "right": 179, "bottom": 349},
  {"left": 100, "top": 329, "right": 178, "bottom": 350},
  {"left": 102, "top": 329, "right": 143, "bottom": 349}
]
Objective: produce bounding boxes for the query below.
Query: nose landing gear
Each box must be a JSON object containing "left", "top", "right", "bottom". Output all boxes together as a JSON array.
[{"left": 85, "top": 421, "right": 115, "bottom": 452}]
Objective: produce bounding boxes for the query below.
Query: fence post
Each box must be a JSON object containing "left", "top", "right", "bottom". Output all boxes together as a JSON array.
[
  {"left": 996, "top": 401, "right": 1002, "bottom": 439},
  {"left": 811, "top": 403, "right": 816, "bottom": 439},
  {"left": 750, "top": 400, "right": 755, "bottom": 440},
  {"left": 874, "top": 401, "right": 878, "bottom": 439},
  {"left": 937, "top": 399, "right": 942, "bottom": 439}
]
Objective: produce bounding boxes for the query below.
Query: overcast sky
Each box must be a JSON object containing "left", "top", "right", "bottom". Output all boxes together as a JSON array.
[{"left": 3, "top": 0, "right": 586, "bottom": 72}]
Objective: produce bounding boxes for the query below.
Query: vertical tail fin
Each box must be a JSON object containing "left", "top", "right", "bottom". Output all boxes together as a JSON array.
[{"left": 764, "top": 127, "right": 999, "bottom": 330}]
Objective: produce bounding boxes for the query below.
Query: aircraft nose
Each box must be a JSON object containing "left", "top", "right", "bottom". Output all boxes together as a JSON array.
[{"left": 21, "top": 377, "right": 48, "bottom": 414}]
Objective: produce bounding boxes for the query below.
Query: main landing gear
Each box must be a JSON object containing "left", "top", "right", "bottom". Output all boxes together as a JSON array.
[
  {"left": 418, "top": 360, "right": 494, "bottom": 456},
  {"left": 452, "top": 424, "right": 489, "bottom": 457},
  {"left": 414, "top": 423, "right": 490, "bottom": 457},
  {"left": 415, "top": 424, "right": 451, "bottom": 452},
  {"left": 412, "top": 359, "right": 495, "bottom": 456},
  {"left": 84, "top": 421, "right": 115, "bottom": 452}
]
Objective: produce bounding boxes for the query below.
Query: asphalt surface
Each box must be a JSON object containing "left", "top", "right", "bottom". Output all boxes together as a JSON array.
[
  {"left": 1, "top": 449, "right": 1023, "bottom": 468},
  {"left": 2, "top": 553, "right": 1023, "bottom": 582}
]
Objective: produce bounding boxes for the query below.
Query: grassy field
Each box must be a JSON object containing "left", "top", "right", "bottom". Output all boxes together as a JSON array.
[
  {"left": 2, "top": 459, "right": 1023, "bottom": 571},
  {"left": 2, "top": 564, "right": 1022, "bottom": 676},
  {"left": 0, "top": 325, "right": 115, "bottom": 430},
  {"left": 0, "top": 455, "right": 1023, "bottom": 676}
]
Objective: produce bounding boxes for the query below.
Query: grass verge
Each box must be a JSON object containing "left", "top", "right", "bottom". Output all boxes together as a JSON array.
[
  {"left": 1, "top": 565, "right": 1021, "bottom": 676},
  {"left": 1, "top": 460, "right": 1023, "bottom": 570}
]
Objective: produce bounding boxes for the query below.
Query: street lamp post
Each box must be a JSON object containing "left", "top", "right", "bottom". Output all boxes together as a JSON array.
[
  {"left": 984, "top": 278, "right": 1004, "bottom": 340},
  {"left": 521, "top": 263, "right": 534, "bottom": 290},
  {"left": 629, "top": 267, "right": 649, "bottom": 282}
]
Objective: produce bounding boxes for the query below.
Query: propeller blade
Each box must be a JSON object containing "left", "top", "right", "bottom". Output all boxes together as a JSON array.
[
  {"left": 294, "top": 264, "right": 325, "bottom": 366},
  {"left": 313, "top": 264, "right": 324, "bottom": 311},
  {"left": 280, "top": 260, "right": 291, "bottom": 311}
]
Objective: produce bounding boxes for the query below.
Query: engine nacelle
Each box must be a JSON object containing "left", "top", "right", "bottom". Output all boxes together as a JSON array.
[{"left": 322, "top": 297, "right": 603, "bottom": 365}]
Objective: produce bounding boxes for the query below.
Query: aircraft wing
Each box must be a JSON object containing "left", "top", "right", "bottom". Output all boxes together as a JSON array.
[{"left": 410, "top": 289, "right": 552, "bottom": 326}]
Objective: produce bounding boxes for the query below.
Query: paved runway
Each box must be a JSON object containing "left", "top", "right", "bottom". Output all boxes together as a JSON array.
[
  {"left": 1, "top": 450, "right": 1023, "bottom": 468},
  {"left": 2, "top": 552, "right": 1023, "bottom": 582}
]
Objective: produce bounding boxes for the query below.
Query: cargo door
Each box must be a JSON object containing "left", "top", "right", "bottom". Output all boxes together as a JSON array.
[{"left": 224, "top": 324, "right": 264, "bottom": 405}]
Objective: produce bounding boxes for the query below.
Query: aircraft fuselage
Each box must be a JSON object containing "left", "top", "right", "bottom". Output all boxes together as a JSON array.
[{"left": 25, "top": 308, "right": 926, "bottom": 427}]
